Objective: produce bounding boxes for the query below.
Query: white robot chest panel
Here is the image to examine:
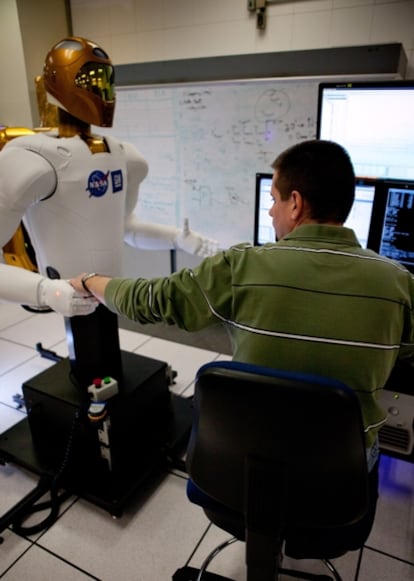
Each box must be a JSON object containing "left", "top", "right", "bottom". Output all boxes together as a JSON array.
[{"left": 24, "top": 136, "right": 128, "bottom": 277}]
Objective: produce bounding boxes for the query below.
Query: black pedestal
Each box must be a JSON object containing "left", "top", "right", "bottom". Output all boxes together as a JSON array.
[
  {"left": 65, "top": 305, "right": 123, "bottom": 388},
  {"left": 0, "top": 351, "right": 193, "bottom": 517}
]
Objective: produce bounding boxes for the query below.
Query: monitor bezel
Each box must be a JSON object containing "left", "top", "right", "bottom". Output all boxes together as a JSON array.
[
  {"left": 254, "top": 172, "right": 273, "bottom": 246},
  {"left": 367, "top": 178, "right": 414, "bottom": 273},
  {"left": 316, "top": 80, "right": 414, "bottom": 140}
]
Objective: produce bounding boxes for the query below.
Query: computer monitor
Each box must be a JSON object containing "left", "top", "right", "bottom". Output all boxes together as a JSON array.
[
  {"left": 344, "top": 177, "right": 376, "bottom": 248},
  {"left": 367, "top": 178, "right": 414, "bottom": 273},
  {"left": 254, "top": 172, "right": 274, "bottom": 245},
  {"left": 254, "top": 173, "right": 377, "bottom": 248},
  {"left": 317, "top": 81, "right": 414, "bottom": 180}
]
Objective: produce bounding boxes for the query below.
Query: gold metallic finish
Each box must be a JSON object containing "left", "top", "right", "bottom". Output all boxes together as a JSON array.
[
  {"left": 0, "top": 126, "right": 35, "bottom": 149},
  {"left": 43, "top": 36, "right": 115, "bottom": 127},
  {"left": 35, "top": 75, "right": 58, "bottom": 128}
]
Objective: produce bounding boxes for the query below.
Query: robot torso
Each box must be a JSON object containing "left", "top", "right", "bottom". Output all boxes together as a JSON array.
[{"left": 0, "top": 133, "right": 148, "bottom": 278}]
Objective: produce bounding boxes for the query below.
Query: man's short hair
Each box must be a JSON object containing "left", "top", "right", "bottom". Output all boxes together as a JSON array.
[{"left": 271, "top": 140, "right": 355, "bottom": 223}]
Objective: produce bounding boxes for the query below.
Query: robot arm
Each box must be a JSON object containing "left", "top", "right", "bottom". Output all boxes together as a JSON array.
[
  {"left": 0, "top": 263, "right": 98, "bottom": 316},
  {"left": 124, "top": 215, "right": 219, "bottom": 257},
  {"left": 123, "top": 144, "right": 218, "bottom": 257}
]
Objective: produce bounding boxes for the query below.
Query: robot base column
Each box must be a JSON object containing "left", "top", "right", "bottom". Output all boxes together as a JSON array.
[{"left": 65, "top": 305, "right": 123, "bottom": 389}]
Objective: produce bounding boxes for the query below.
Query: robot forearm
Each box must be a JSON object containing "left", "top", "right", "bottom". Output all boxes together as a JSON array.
[
  {"left": 124, "top": 217, "right": 219, "bottom": 257},
  {"left": 0, "top": 264, "right": 98, "bottom": 316},
  {"left": 124, "top": 219, "right": 179, "bottom": 251}
]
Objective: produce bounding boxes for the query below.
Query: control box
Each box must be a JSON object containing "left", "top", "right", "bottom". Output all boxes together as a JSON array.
[{"left": 87, "top": 376, "right": 119, "bottom": 402}]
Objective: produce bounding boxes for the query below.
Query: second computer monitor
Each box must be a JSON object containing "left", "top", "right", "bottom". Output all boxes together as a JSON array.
[
  {"left": 254, "top": 173, "right": 414, "bottom": 274},
  {"left": 254, "top": 172, "right": 274, "bottom": 245},
  {"left": 254, "top": 173, "right": 376, "bottom": 249},
  {"left": 368, "top": 179, "right": 414, "bottom": 273}
]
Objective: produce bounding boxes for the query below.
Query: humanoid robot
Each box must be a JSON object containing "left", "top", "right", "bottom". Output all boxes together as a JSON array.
[
  {"left": 0, "top": 38, "right": 216, "bottom": 302},
  {"left": 0, "top": 36, "right": 217, "bottom": 385}
]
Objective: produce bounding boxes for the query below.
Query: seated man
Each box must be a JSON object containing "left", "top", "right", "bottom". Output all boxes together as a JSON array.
[{"left": 71, "top": 139, "right": 414, "bottom": 546}]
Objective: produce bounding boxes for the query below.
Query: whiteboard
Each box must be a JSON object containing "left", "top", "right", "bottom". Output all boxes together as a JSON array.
[{"left": 105, "top": 79, "right": 319, "bottom": 248}]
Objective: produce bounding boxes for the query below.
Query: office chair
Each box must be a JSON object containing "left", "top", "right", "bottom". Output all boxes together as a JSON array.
[{"left": 173, "top": 361, "right": 374, "bottom": 581}]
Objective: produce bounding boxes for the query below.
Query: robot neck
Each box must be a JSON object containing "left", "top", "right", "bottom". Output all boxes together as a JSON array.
[{"left": 57, "top": 109, "right": 108, "bottom": 153}]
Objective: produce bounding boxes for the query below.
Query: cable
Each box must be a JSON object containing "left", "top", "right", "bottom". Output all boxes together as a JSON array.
[
  {"left": 11, "top": 485, "right": 72, "bottom": 536},
  {"left": 11, "top": 410, "right": 81, "bottom": 536}
]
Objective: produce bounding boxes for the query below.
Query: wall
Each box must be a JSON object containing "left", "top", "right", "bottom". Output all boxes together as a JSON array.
[
  {"left": 70, "top": 0, "right": 414, "bottom": 78},
  {"left": 16, "top": 0, "right": 69, "bottom": 126},
  {"left": 0, "top": 0, "right": 68, "bottom": 128},
  {"left": 0, "top": 0, "right": 32, "bottom": 126}
]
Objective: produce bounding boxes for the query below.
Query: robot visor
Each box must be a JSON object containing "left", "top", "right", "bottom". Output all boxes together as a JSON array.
[{"left": 75, "top": 62, "right": 115, "bottom": 102}]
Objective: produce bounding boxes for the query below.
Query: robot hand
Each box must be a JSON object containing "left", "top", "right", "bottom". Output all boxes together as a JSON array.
[
  {"left": 174, "top": 218, "right": 219, "bottom": 257},
  {"left": 38, "top": 278, "right": 99, "bottom": 317}
]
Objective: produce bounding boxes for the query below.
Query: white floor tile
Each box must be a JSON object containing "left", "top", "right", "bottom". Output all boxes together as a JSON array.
[
  {"left": 0, "top": 355, "right": 55, "bottom": 404},
  {"left": 119, "top": 327, "right": 151, "bottom": 352},
  {"left": 0, "top": 403, "right": 26, "bottom": 433},
  {"left": 1, "top": 543, "right": 96, "bottom": 580},
  {"left": 135, "top": 337, "right": 219, "bottom": 395},
  {"left": 0, "top": 463, "right": 36, "bottom": 506},
  {"left": 0, "top": 312, "right": 66, "bottom": 350},
  {"left": 38, "top": 473, "right": 210, "bottom": 581},
  {"left": 47, "top": 338, "right": 69, "bottom": 358},
  {"left": 359, "top": 545, "right": 414, "bottom": 580},
  {"left": 216, "top": 353, "right": 232, "bottom": 362},
  {"left": 0, "top": 338, "right": 35, "bottom": 376},
  {"left": 367, "top": 455, "right": 414, "bottom": 562},
  {"left": 0, "top": 529, "right": 32, "bottom": 577},
  {"left": 0, "top": 303, "right": 34, "bottom": 330}
]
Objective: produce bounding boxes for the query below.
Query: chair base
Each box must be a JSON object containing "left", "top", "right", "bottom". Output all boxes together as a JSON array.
[
  {"left": 173, "top": 565, "right": 335, "bottom": 581},
  {"left": 278, "top": 568, "right": 333, "bottom": 580},
  {"left": 173, "top": 566, "right": 234, "bottom": 581}
]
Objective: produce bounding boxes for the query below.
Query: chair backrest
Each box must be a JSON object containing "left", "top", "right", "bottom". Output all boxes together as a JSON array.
[{"left": 186, "top": 360, "right": 369, "bottom": 530}]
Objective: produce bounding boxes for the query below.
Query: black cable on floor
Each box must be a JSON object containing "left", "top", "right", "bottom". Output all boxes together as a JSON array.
[
  {"left": 11, "top": 484, "right": 72, "bottom": 536},
  {"left": 11, "top": 409, "right": 81, "bottom": 537}
]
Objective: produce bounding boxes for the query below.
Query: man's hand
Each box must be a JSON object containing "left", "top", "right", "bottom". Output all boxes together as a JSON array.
[
  {"left": 174, "top": 218, "right": 219, "bottom": 257},
  {"left": 37, "top": 278, "right": 99, "bottom": 317}
]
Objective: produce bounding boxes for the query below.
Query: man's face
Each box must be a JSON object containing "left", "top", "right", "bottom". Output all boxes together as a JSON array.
[{"left": 268, "top": 172, "right": 296, "bottom": 241}]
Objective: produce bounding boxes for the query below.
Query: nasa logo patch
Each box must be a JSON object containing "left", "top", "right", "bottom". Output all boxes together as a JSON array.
[{"left": 86, "top": 170, "right": 110, "bottom": 197}]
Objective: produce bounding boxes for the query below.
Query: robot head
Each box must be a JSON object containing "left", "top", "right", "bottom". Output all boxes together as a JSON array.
[{"left": 43, "top": 37, "right": 115, "bottom": 127}]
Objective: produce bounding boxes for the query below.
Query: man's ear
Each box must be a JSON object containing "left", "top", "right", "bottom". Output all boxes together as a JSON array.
[{"left": 290, "top": 190, "right": 303, "bottom": 219}]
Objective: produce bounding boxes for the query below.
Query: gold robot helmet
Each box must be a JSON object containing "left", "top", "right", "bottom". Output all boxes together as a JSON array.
[{"left": 43, "top": 37, "right": 115, "bottom": 127}]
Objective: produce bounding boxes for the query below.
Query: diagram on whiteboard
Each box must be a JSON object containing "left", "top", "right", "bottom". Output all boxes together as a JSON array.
[{"left": 106, "top": 80, "right": 318, "bottom": 248}]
